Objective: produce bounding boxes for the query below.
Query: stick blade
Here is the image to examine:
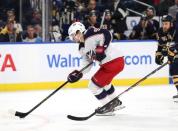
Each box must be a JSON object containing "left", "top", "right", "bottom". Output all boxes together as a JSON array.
[
  {"left": 67, "top": 115, "right": 89, "bottom": 121},
  {"left": 15, "top": 111, "right": 28, "bottom": 118},
  {"left": 67, "top": 112, "right": 96, "bottom": 121}
]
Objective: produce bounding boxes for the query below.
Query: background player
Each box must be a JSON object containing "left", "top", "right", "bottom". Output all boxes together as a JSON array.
[
  {"left": 67, "top": 22, "right": 125, "bottom": 115},
  {"left": 155, "top": 15, "right": 178, "bottom": 102}
]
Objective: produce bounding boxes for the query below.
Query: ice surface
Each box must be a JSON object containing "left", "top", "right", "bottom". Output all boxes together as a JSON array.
[{"left": 0, "top": 85, "right": 178, "bottom": 131}]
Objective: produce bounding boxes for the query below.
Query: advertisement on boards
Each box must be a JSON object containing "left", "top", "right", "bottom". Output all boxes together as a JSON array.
[{"left": 0, "top": 41, "right": 169, "bottom": 90}]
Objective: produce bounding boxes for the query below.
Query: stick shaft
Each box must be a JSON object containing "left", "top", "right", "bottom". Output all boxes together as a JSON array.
[
  {"left": 118, "top": 61, "right": 168, "bottom": 97},
  {"left": 100, "top": 12, "right": 106, "bottom": 28},
  {"left": 26, "top": 81, "right": 68, "bottom": 115}
]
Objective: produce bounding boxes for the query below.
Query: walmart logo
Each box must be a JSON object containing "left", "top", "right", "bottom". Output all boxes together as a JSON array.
[{"left": 47, "top": 53, "right": 152, "bottom": 68}]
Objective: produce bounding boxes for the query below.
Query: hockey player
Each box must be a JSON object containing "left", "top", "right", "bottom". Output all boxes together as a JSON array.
[
  {"left": 155, "top": 15, "right": 178, "bottom": 102},
  {"left": 67, "top": 22, "right": 125, "bottom": 115}
]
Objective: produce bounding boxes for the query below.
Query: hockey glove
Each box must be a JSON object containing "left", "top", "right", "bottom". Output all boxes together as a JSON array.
[
  {"left": 167, "top": 46, "right": 178, "bottom": 64},
  {"left": 95, "top": 45, "right": 106, "bottom": 62},
  {"left": 155, "top": 51, "right": 164, "bottom": 65},
  {"left": 168, "top": 54, "right": 178, "bottom": 64},
  {"left": 168, "top": 46, "right": 177, "bottom": 57},
  {"left": 67, "top": 70, "right": 83, "bottom": 83},
  {"left": 161, "top": 46, "right": 168, "bottom": 56}
]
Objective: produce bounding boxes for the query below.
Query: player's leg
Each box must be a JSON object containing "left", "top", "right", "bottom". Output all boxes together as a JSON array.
[
  {"left": 94, "top": 57, "right": 125, "bottom": 109},
  {"left": 173, "top": 87, "right": 178, "bottom": 100},
  {"left": 172, "top": 75, "right": 178, "bottom": 102},
  {"left": 89, "top": 57, "right": 125, "bottom": 115},
  {"left": 170, "top": 63, "right": 178, "bottom": 102},
  {"left": 88, "top": 80, "right": 115, "bottom": 116},
  {"left": 104, "top": 84, "right": 125, "bottom": 111}
]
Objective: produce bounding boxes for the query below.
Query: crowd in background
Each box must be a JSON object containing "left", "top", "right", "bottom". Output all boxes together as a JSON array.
[
  {"left": 0, "top": 0, "right": 42, "bottom": 42},
  {"left": 0, "top": 0, "right": 177, "bottom": 42}
]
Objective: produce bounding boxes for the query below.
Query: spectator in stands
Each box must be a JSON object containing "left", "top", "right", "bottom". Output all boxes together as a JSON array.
[
  {"left": 76, "top": 0, "right": 85, "bottom": 13},
  {"left": 129, "top": 16, "right": 157, "bottom": 40},
  {"left": 75, "top": 0, "right": 86, "bottom": 22},
  {"left": 168, "top": 0, "right": 178, "bottom": 20},
  {"left": 0, "top": 18, "right": 22, "bottom": 42},
  {"left": 102, "top": 9, "right": 113, "bottom": 30},
  {"left": 87, "top": 0, "right": 97, "bottom": 11},
  {"left": 129, "top": 7, "right": 159, "bottom": 40},
  {"left": 0, "top": 20, "right": 5, "bottom": 32},
  {"left": 30, "top": 9, "right": 42, "bottom": 25},
  {"left": 59, "top": 1, "right": 78, "bottom": 41},
  {"left": 108, "top": 0, "right": 127, "bottom": 40},
  {"left": 52, "top": 0, "right": 60, "bottom": 25},
  {"left": 23, "top": 25, "right": 42, "bottom": 42},
  {"left": 6, "top": 9, "right": 23, "bottom": 34},
  {"left": 49, "top": 24, "right": 62, "bottom": 42},
  {"left": 1, "top": 0, "right": 20, "bottom": 21},
  {"left": 34, "top": 24, "right": 42, "bottom": 38},
  {"left": 145, "top": 7, "right": 159, "bottom": 31},
  {"left": 101, "top": 9, "right": 126, "bottom": 40},
  {"left": 84, "top": 10, "right": 100, "bottom": 29},
  {"left": 83, "top": 0, "right": 102, "bottom": 22}
]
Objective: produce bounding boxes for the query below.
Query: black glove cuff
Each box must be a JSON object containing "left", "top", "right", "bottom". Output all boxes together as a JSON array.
[{"left": 95, "top": 53, "right": 106, "bottom": 61}]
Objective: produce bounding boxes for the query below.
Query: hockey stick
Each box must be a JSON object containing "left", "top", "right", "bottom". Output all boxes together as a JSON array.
[
  {"left": 100, "top": 11, "right": 106, "bottom": 28},
  {"left": 15, "top": 61, "right": 93, "bottom": 118},
  {"left": 67, "top": 61, "right": 169, "bottom": 121}
]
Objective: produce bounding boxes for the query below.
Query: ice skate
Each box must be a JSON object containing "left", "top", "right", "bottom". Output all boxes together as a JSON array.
[
  {"left": 112, "top": 99, "right": 126, "bottom": 111},
  {"left": 95, "top": 102, "right": 115, "bottom": 116},
  {"left": 173, "top": 94, "right": 178, "bottom": 103}
]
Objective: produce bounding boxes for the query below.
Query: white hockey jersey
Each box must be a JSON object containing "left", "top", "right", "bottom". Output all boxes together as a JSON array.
[{"left": 79, "top": 27, "right": 123, "bottom": 73}]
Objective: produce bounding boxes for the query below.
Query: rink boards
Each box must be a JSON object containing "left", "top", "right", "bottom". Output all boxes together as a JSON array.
[{"left": 0, "top": 41, "right": 169, "bottom": 91}]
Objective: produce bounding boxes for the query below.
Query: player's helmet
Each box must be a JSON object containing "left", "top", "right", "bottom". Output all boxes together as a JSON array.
[
  {"left": 68, "top": 22, "right": 86, "bottom": 41},
  {"left": 162, "top": 15, "right": 173, "bottom": 23}
]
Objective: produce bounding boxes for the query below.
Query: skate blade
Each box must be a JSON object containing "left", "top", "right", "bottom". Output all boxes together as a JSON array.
[
  {"left": 96, "top": 112, "right": 115, "bottom": 116},
  {"left": 114, "top": 105, "right": 126, "bottom": 111}
]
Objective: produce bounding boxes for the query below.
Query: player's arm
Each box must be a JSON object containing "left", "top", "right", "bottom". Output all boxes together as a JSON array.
[
  {"left": 79, "top": 42, "right": 93, "bottom": 74},
  {"left": 67, "top": 42, "right": 93, "bottom": 83},
  {"left": 94, "top": 29, "right": 112, "bottom": 62},
  {"left": 167, "top": 41, "right": 178, "bottom": 64},
  {"left": 155, "top": 30, "right": 165, "bottom": 65},
  {"left": 162, "top": 29, "right": 178, "bottom": 64}
]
